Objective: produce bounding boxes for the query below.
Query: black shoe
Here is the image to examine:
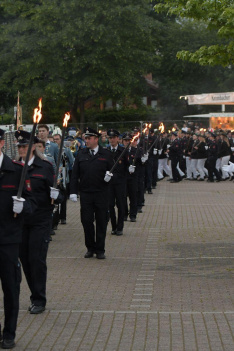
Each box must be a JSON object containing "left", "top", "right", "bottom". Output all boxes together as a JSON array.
[
  {"left": 116, "top": 230, "right": 123, "bottom": 236},
  {"left": 52, "top": 225, "right": 58, "bottom": 230},
  {"left": 84, "top": 251, "right": 94, "bottom": 258},
  {"left": 130, "top": 217, "right": 136, "bottom": 222},
  {"left": 96, "top": 253, "right": 106, "bottom": 259},
  {"left": 50, "top": 230, "right": 56, "bottom": 236},
  {"left": 30, "top": 305, "right": 45, "bottom": 314},
  {"left": 207, "top": 179, "right": 214, "bottom": 182},
  {"left": 1, "top": 339, "right": 15, "bottom": 349},
  {"left": 28, "top": 303, "right": 34, "bottom": 311},
  {"left": 141, "top": 202, "right": 145, "bottom": 206},
  {"left": 198, "top": 178, "right": 204, "bottom": 181},
  {"left": 170, "top": 180, "right": 179, "bottom": 183},
  {"left": 152, "top": 186, "right": 156, "bottom": 189},
  {"left": 167, "top": 178, "right": 173, "bottom": 181},
  {"left": 124, "top": 216, "right": 128, "bottom": 221},
  {"left": 148, "top": 190, "right": 153, "bottom": 194},
  {"left": 216, "top": 179, "right": 221, "bottom": 182},
  {"left": 60, "top": 219, "right": 66, "bottom": 224},
  {"left": 49, "top": 236, "right": 52, "bottom": 241},
  {"left": 137, "top": 208, "right": 142, "bottom": 213}
]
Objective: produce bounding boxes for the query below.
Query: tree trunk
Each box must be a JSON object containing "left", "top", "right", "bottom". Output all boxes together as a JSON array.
[{"left": 70, "top": 96, "right": 79, "bottom": 124}]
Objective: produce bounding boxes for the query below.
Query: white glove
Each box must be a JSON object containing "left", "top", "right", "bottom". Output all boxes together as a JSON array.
[
  {"left": 141, "top": 153, "right": 148, "bottom": 163},
  {"left": 167, "top": 144, "right": 171, "bottom": 149},
  {"left": 104, "top": 171, "right": 113, "bottom": 182},
  {"left": 158, "top": 149, "right": 162, "bottom": 155},
  {"left": 50, "top": 187, "right": 59, "bottom": 200},
  {"left": 205, "top": 146, "right": 208, "bottom": 150},
  {"left": 12, "top": 196, "right": 25, "bottom": 214},
  {"left": 231, "top": 147, "right": 234, "bottom": 152},
  {"left": 70, "top": 194, "right": 78, "bottom": 202},
  {"left": 153, "top": 148, "right": 157, "bottom": 155},
  {"left": 183, "top": 155, "right": 186, "bottom": 159},
  {"left": 129, "top": 165, "right": 136, "bottom": 174}
]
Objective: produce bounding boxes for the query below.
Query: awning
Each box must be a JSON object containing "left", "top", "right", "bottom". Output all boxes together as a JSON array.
[{"left": 183, "top": 92, "right": 234, "bottom": 105}]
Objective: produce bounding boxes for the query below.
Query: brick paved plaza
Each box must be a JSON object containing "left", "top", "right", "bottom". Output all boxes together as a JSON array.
[{"left": 1, "top": 179, "right": 234, "bottom": 350}]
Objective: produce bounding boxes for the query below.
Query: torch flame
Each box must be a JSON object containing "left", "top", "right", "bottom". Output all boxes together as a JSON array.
[
  {"left": 159, "top": 122, "right": 165, "bottom": 133},
  {"left": 33, "top": 98, "right": 42, "bottom": 124},
  {"left": 143, "top": 127, "right": 147, "bottom": 134},
  {"left": 131, "top": 132, "right": 140, "bottom": 143},
  {"left": 149, "top": 124, "right": 152, "bottom": 129},
  {"left": 63, "top": 112, "right": 70, "bottom": 127},
  {"left": 172, "top": 127, "right": 176, "bottom": 132}
]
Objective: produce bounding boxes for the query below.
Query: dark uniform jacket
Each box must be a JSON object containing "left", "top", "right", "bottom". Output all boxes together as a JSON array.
[
  {"left": 70, "top": 146, "right": 114, "bottom": 193},
  {"left": 218, "top": 141, "right": 231, "bottom": 158},
  {"left": 159, "top": 137, "right": 170, "bottom": 159},
  {"left": 185, "top": 137, "right": 194, "bottom": 157},
  {"left": 0, "top": 154, "right": 36, "bottom": 245},
  {"left": 24, "top": 156, "right": 54, "bottom": 224},
  {"left": 196, "top": 141, "right": 207, "bottom": 159},
  {"left": 168, "top": 138, "right": 181, "bottom": 159},
  {"left": 208, "top": 140, "right": 218, "bottom": 157},
  {"left": 107, "top": 144, "right": 129, "bottom": 185}
]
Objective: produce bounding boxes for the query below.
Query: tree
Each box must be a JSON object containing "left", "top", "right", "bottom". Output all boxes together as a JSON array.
[
  {"left": 154, "top": 0, "right": 234, "bottom": 66},
  {"left": 0, "top": 0, "right": 157, "bottom": 123}
]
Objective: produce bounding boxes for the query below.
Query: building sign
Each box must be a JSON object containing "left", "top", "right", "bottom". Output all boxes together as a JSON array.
[{"left": 187, "top": 92, "right": 234, "bottom": 105}]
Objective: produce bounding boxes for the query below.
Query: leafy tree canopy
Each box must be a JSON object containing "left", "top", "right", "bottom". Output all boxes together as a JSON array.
[
  {"left": 154, "top": 0, "right": 234, "bottom": 66},
  {"left": 0, "top": 0, "right": 157, "bottom": 122}
]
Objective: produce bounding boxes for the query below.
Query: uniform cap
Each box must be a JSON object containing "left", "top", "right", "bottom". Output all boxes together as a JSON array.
[
  {"left": 107, "top": 129, "right": 120, "bottom": 137},
  {"left": 84, "top": 127, "right": 101, "bottom": 138},
  {"left": 122, "top": 132, "right": 132, "bottom": 140},
  {"left": 15, "top": 130, "right": 39, "bottom": 145}
]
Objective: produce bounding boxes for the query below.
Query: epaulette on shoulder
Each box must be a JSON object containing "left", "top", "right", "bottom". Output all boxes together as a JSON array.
[{"left": 12, "top": 160, "right": 24, "bottom": 166}]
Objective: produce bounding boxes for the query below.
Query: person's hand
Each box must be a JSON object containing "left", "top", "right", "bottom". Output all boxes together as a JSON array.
[
  {"left": 141, "top": 153, "right": 148, "bottom": 163},
  {"left": 153, "top": 148, "right": 157, "bottom": 155},
  {"left": 231, "top": 147, "right": 234, "bottom": 152},
  {"left": 104, "top": 171, "right": 113, "bottom": 182},
  {"left": 205, "top": 146, "right": 208, "bottom": 150},
  {"left": 70, "top": 194, "right": 78, "bottom": 202},
  {"left": 158, "top": 149, "right": 162, "bottom": 155},
  {"left": 50, "top": 187, "right": 59, "bottom": 200},
  {"left": 129, "top": 165, "right": 136, "bottom": 174},
  {"left": 12, "top": 196, "right": 25, "bottom": 214},
  {"left": 167, "top": 144, "right": 170, "bottom": 149}
]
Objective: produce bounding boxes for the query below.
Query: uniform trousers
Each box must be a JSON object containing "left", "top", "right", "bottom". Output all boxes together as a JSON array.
[
  {"left": 19, "top": 219, "right": 50, "bottom": 307},
  {"left": 221, "top": 155, "right": 230, "bottom": 178},
  {"left": 190, "top": 159, "right": 198, "bottom": 179},
  {"left": 152, "top": 157, "right": 158, "bottom": 187},
  {"left": 0, "top": 244, "right": 21, "bottom": 340},
  {"left": 109, "top": 182, "right": 126, "bottom": 232},
  {"left": 207, "top": 157, "right": 221, "bottom": 181},
  {"left": 80, "top": 191, "right": 109, "bottom": 253},
  {"left": 171, "top": 157, "right": 182, "bottom": 181},
  {"left": 197, "top": 159, "right": 208, "bottom": 179},
  {"left": 125, "top": 178, "right": 138, "bottom": 218},
  {"left": 158, "top": 158, "right": 170, "bottom": 177},
  {"left": 185, "top": 157, "right": 192, "bottom": 178},
  {"left": 145, "top": 157, "right": 154, "bottom": 190},
  {"left": 137, "top": 170, "right": 145, "bottom": 208}
]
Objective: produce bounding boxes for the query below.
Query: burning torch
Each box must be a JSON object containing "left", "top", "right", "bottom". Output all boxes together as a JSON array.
[
  {"left": 51, "top": 113, "right": 70, "bottom": 203},
  {"left": 14, "top": 98, "right": 42, "bottom": 217}
]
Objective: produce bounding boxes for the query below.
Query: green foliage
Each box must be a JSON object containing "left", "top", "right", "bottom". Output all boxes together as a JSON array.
[
  {"left": 0, "top": 0, "right": 157, "bottom": 121},
  {"left": 154, "top": 0, "right": 234, "bottom": 66}
]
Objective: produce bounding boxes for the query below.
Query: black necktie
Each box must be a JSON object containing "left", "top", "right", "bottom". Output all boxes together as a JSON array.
[
  {"left": 112, "top": 149, "right": 116, "bottom": 153},
  {"left": 90, "top": 150, "right": 95, "bottom": 157}
]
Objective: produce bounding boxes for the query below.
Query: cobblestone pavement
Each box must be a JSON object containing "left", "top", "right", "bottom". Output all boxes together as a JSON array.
[{"left": 1, "top": 179, "right": 234, "bottom": 350}]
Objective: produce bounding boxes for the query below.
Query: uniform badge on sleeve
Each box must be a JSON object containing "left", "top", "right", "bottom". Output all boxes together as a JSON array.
[{"left": 25, "top": 180, "right": 32, "bottom": 191}]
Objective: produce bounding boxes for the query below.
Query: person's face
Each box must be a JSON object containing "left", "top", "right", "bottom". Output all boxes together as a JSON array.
[
  {"left": 38, "top": 128, "right": 49, "bottom": 140},
  {"left": 53, "top": 135, "right": 61, "bottom": 146},
  {"left": 123, "top": 139, "right": 130, "bottom": 147},
  {"left": 35, "top": 143, "right": 45, "bottom": 153},
  {"left": 109, "top": 136, "right": 118, "bottom": 147},
  {"left": 17, "top": 144, "right": 35, "bottom": 160},
  {"left": 131, "top": 139, "right": 138, "bottom": 147},
  {"left": 0, "top": 140, "right": 5, "bottom": 154},
  {"left": 193, "top": 135, "right": 197, "bottom": 140},
  {"left": 85, "top": 136, "right": 98, "bottom": 149}
]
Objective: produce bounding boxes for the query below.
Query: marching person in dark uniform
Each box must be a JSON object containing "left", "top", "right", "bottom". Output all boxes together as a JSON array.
[
  {"left": 70, "top": 127, "right": 113, "bottom": 259},
  {"left": 168, "top": 131, "right": 182, "bottom": 183},
  {"left": 122, "top": 132, "right": 138, "bottom": 222},
  {"left": 150, "top": 129, "right": 160, "bottom": 189},
  {"left": 206, "top": 133, "right": 221, "bottom": 182},
  {"left": 107, "top": 129, "right": 129, "bottom": 236},
  {"left": 158, "top": 131, "right": 171, "bottom": 179},
  {"left": 144, "top": 129, "right": 157, "bottom": 194},
  {"left": 0, "top": 129, "right": 35, "bottom": 349},
  {"left": 179, "top": 129, "right": 188, "bottom": 174},
  {"left": 15, "top": 130, "right": 59, "bottom": 315}
]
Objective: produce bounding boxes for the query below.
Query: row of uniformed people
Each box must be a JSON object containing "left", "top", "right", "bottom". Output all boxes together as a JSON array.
[{"left": 0, "top": 128, "right": 64, "bottom": 349}]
